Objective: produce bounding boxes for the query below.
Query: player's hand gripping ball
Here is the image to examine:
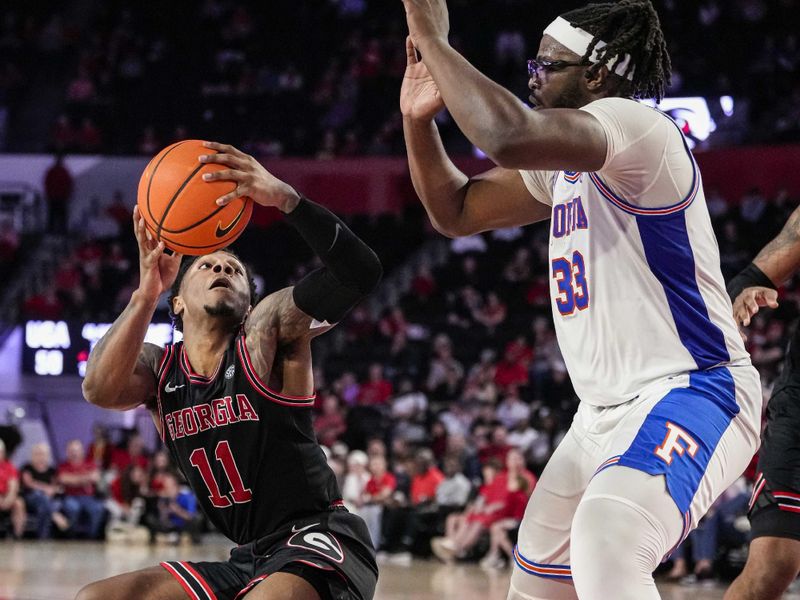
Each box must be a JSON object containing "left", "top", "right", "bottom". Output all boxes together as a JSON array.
[{"left": 137, "top": 139, "right": 253, "bottom": 255}]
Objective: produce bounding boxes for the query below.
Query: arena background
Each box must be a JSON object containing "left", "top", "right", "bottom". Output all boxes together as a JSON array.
[{"left": 0, "top": 1, "right": 799, "bottom": 598}]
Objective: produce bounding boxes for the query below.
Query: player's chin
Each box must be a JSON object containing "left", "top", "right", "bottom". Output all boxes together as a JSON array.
[{"left": 203, "top": 300, "right": 240, "bottom": 320}]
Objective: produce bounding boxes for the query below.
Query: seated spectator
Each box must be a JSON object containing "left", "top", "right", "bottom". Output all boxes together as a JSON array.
[
  {"left": 109, "top": 432, "right": 150, "bottom": 474},
  {"left": 380, "top": 449, "right": 444, "bottom": 564},
  {"left": 496, "top": 385, "right": 531, "bottom": 430},
  {"left": 105, "top": 465, "right": 147, "bottom": 542},
  {"left": 342, "top": 450, "right": 370, "bottom": 512},
  {"left": 314, "top": 393, "right": 347, "bottom": 448},
  {"left": 147, "top": 450, "right": 171, "bottom": 496},
  {"left": 478, "top": 423, "right": 513, "bottom": 466},
  {"left": 357, "top": 363, "right": 393, "bottom": 407},
  {"left": 435, "top": 455, "right": 472, "bottom": 511},
  {"left": 360, "top": 454, "right": 397, "bottom": 548},
  {"left": 0, "top": 438, "right": 25, "bottom": 538},
  {"left": 57, "top": 439, "right": 106, "bottom": 539},
  {"left": 144, "top": 471, "right": 201, "bottom": 545},
  {"left": 87, "top": 423, "right": 112, "bottom": 470},
  {"left": 480, "top": 474, "right": 531, "bottom": 570},
  {"left": 473, "top": 291, "right": 507, "bottom": 333},
  {"left": 21, "top": 443, "right": 68, "bottom": 539}
]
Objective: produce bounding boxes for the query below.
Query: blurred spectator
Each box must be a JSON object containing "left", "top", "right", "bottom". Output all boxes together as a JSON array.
[
  {"left": 20, "top": 443, "right": 68, "bottom": 539},
  {"left": 0, "top": 438, "right": 25, "bottom": 538},
  {"left": 87, "top": 424, "right": 112, "bottom": 470},
  {"left": 144, "top": 471, "right": 201, "bottom": 544},
  {"left": 57, "top": 439, "right": 106, "bottom": 539},
  {"left": 360, "top": 454, "right": 396, "bottom": 548},
  {"left": 109, "top": 433, "right": 150, "bottom": 474},
  {"left": 314, "top": 393, "right": 347, "bottom": 448},
  {"left": 342, "top": 450, "right": 370, "bottom": 512},
  {"left": 105, "top": 465, "right": 147, "bottom": 542},
  {"left": 357, "top": 363, "right": 393, "bottom": 407},
  {"left": 435, "top": 455, "right": 471, "bottom": 509},
  {"left": 43, "top": 153, "right": 73, "bottom": 233}
]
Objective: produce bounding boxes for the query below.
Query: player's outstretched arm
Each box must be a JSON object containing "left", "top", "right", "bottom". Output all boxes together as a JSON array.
[
  {"left": 729, "top": 205, "right": 800, "bottom": 326},
  {"left": 401, "top": 37, "right": 551, "bottom": 237},
  {"left": 82, "top": 208, "right": 182, "bottom": 410},
  {"left": 401, "top": 0, "right": 606, "bottom": 172}
]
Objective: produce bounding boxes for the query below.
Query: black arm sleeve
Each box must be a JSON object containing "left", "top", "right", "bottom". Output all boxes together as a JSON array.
[
  {"left": 286, "top": 196, "right": 382, "bottom": 323},
  {"left": 727, "top": 262, "right": 777, "bottom": 301}
]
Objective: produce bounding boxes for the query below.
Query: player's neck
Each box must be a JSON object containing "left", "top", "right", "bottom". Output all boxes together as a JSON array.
[{"left": 181, "top": 324, "right": 233, "bottom": 376}]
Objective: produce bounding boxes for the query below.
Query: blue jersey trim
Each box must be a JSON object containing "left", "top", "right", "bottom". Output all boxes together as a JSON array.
[
  {"left": 616, "top": 367, "right": 739, "bottom": 515},
  {"left": 636, "top": 210, "right": 730, "bottom": 369},
  {"left": 588, "top": 111, "right": 700, "bottom": 216}
]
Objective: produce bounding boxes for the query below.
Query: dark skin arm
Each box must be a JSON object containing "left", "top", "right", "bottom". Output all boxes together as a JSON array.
[
  {"left": 732, "top": 205, "right": 800, "bottom": 326},
  {"left": 82, "top": 209, "right": 182, "bottom": 412},
  {"left": 401, "top": 37, "right": 552, "bottom": 238},
  {"left": 401, "top": 0, "right": 607, "bottom": 171}
]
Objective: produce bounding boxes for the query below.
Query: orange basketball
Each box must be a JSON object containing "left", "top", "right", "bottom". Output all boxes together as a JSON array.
[{"left": 137, "top": 139, "right": 253, "bottom": 255}]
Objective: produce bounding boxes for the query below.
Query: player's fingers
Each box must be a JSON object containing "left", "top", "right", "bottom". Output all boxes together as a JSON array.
[
  {"left": 199, "top": 152, "right": 246, "bottom": 169},
  {"left": 148, "top": 241, "right": 165, "bottom": 262},
  {"left": 215, "top": 189, "right": 243, "bottom": 206},
  {"left": 762, "top": 288, "right": 780, "bottom": 308},
  {"left": 406, "top": 36, "right": 419, "bottom": 64},
  {"left": 203, "top": 141, "right": 246, "bottom": 158},
  {"left": 202, "top": 169, "right": 246, "bottom": 183}
]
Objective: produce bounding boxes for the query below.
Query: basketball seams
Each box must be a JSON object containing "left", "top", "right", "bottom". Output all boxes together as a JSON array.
[
  {"left": 155, "top": 157, "right": 213, "bottom": 239},
  {"left": 145, "top": 140, "right": 192, "bottom": 227}
]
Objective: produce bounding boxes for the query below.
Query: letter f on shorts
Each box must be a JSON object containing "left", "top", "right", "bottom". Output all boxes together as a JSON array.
[{"left": 654, "top": 422, "right": 699, "bottom": 465}]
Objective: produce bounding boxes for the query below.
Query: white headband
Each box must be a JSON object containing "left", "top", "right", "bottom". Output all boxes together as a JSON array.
[{"left": 543, "top": 16, "right": 635, "bottom": 80}]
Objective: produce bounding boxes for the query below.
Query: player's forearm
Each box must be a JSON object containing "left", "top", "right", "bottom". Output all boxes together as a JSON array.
[
  {"left": 413, "top": 37, "right": 537, "bottom": 165},
  {"left": 753, "top": 205, "right": 800, "bottom": 285},
  {"left": 403, "top": 116, "right": 473, "bottom": 237},
  {"left": 82, "top": 290, "right": 158, "bottom": 407}
]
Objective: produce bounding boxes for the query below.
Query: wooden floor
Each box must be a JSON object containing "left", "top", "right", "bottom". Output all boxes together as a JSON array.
[{"left": 0, "top": 537, "right": 796, "bottom": 600}]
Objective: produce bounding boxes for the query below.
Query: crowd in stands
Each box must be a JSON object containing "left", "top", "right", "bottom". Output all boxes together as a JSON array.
[
  {"left": 1, "top": 1, "right": 799, "bottom": 154},
  {"left": 0, "top": 430, "right": 200, "bottom": 545}
]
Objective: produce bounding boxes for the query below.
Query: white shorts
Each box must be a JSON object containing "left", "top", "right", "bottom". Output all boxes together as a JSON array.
[{"left": 511, "top": 365, "right": 762, "bottom": 589}]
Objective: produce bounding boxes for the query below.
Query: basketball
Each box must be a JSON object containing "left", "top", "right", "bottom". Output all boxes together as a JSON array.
[{"left": 136, "top": 139, "right": 253, "bottom": 255}]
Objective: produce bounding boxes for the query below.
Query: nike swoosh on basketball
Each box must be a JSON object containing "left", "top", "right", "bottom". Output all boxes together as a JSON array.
[
  {"left": 291, "top": 522, "right": 320, "bottom": 533},
  {"left": 215, "top": 207, "right": 245, "bottom": 238},
  {"left": 164, "top": 382, "right": 185, "bottom": 393}
]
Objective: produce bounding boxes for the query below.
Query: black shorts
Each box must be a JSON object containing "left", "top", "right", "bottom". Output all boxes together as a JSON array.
[
  {"left": 749, "top": 382, "right": 800, "bottom": 541},
  {"left": 161, "top": 509, "right": 377, "bottom": 600}
]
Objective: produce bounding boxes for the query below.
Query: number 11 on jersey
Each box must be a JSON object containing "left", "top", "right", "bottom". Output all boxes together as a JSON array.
[
  {"left": 552, "top": 251, "right": 590, "bottom": 316},
  {"left": 190, "top": 441, "right": 253, "bottom": 507}
]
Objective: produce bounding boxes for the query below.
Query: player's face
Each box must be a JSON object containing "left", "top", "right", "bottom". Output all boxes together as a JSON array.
[
  {"left": 178, "top": 252, "right": 251, "bottom": 327},
  {"left": 528, "top": 35, "right": 590, "bottom": 110}
]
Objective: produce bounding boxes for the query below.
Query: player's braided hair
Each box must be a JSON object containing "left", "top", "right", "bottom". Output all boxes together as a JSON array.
[
  {"left": 168, "top": 249, "right": 259, "bottom": 332},
  {"left": 561, "top": 0, "right": 672, "bottom": 101}
]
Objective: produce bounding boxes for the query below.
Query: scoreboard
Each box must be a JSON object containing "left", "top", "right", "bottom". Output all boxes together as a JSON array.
[{"left": 23, "top": 320, "right": 181, "bottom": 376}]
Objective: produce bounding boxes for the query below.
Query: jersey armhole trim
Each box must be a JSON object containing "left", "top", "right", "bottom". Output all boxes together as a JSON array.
[
  {"left": 588, "top": 114, "right": 700, "bottom": 217},
  {"left": 237, "top": 336, "right": 316, "bottom": 407},
  {"left": 156, "top": 346, "right": 176, "bottom": 443}
]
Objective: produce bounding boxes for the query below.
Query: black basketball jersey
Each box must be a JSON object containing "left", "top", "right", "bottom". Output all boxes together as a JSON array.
[{"left": 154, "top": 333, "right": 342, "bottom": 544}]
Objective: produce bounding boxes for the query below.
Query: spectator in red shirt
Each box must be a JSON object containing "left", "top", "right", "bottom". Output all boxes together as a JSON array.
[
  {"left": 357, "top": 363, "right": 393, "bottom": 407},
  {"left": 109, "top": 433, "right": 150, "bottom": 474},
  {"left": 410, "top": 449, "right": 445, "bottom": 505},
  {"left": 57, "top": 439, "right": 106, "bottom": 538},
  {"left": 21, "top": 286, "right": 64, "bottom": 320},
  {"left": 360, "top": 454, "right": 397, "bottom": 548},
  {"left": 494, "top": 340, "right": 530, "bottom": 389},
  {"left": 43, "top": 153, "right": 73, "bottom": 233},
  {"left": 0, "top": 438, "right": 26, "bottom": 538},
  {"left": 313, "top": 393, "right": 347, "bottom": 448},
  {"left": 478, "top": 423, "right": 513, "bottom": 466}
]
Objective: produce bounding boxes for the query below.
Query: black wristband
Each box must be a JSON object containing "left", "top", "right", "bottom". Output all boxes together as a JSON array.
[
  {"left": 286, "top": 196, "right": 382, "bottom": 322},
  {"left": 727, "top": 263, "right": 776, "bottom": 301}
]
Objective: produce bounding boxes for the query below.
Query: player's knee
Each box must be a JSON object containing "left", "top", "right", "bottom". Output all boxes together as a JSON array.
[
  {"left": 74, "top": 582, "right": 104, "bottom": 600},
  {"left": 571, "top": 496, "right": 664, "bottom": 587}
]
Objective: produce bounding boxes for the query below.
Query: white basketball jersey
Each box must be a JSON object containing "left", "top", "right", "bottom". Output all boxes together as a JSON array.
[{"left": 520, "top": 98, "right": 750, "bottom": 407}]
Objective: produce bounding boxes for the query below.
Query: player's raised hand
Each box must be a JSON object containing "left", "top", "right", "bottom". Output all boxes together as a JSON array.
[
  {"left": 732, "top": 286, "right": 779, "bottom": 327},
  {"left": 401, "top": 0, "right": 450, "bottom": 47},
  {"left": 132, "top": 205, "right": 182, "bottom": 302},
  {"left": 401, "top": 36, "right": 445, "bottom": 121},
  {"left": 198, "top": 141, "right": 300, "bottom": 212}
]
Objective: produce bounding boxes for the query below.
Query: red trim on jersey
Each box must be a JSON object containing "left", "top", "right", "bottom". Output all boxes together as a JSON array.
[
  {"left": 778, "top": 504, "right": 800, "bottom": 513},
  {"left": 156, "top": 346, "right": 176, "bottom": 443},
  {"left": 236, "top": 337, "right": 316, "bottom": 407},
  {"left": 180, "top": 561, "right": 218, "bottom": 600},
  {"left": 180, "top": 345, "right": 223, "bottom": 385},
  {"left": 774, "top": 491, "right": 800, "bottom": 501},
  {"left": 160, "top": 562, "right": 201, "bottom": 600}
]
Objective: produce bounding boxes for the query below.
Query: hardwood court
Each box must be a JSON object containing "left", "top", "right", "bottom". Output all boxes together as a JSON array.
[{"left": 1, "top": 538, "right": 797, "bottom": 600}]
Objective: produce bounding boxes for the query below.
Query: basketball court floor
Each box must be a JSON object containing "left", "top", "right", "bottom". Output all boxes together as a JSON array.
[{"left": 3, "top": 536, "right": 797, "bottom": 600}]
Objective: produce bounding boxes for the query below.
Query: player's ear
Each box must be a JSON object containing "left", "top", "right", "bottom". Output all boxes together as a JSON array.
[
  {"left": 172, "top": 295, "right": 185, "bottom": 319},
  {"left": 584, "top": 64, "right": 609, "bottom": 93}
]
